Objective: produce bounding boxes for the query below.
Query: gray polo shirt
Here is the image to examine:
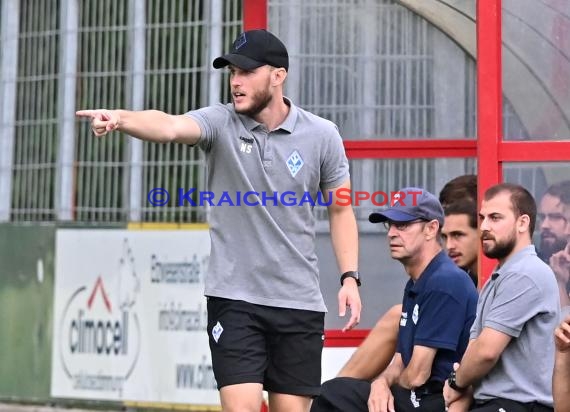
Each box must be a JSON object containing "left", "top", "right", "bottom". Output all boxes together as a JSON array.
[
  {"left": 187, "top": 98, "right": 349, "bottom": 311},
  {"left": 471, "top": 245, "right": 560, "bottom": 406}
]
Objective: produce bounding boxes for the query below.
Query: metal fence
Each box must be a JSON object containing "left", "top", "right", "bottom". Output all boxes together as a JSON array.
[
  {"left": 1, "top": 0, "right": 242, "bottom": 223},
  {"left": 0, "top": 0, "right": 526, "bottom": 225}
]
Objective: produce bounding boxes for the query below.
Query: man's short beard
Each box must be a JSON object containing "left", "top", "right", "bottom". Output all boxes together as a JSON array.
[
  {"left": 235, "top": 90, "right": 273, "bottom": 118},
  {"left": 483, "top": 234, "right": 517, "bottom": 260},
  {"left": 539, "top": 237, "right": 567, "bottom": 262}
]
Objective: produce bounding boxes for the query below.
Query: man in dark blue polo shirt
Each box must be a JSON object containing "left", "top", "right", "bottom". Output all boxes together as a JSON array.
[{"left": 311, "top": 187, "right": 478, "bottom": 412}]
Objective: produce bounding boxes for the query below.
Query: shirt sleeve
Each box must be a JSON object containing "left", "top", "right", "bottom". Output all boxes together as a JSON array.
[
  {"left": 319, "top": 122, "right": 349, "bottom": 190},
  {"left": 185, "top": 104, "right": 230, "bottom": 152},
  {"left": 483, "top": 272, "right": 543, "bottom": 338},
  {"left": 414, "top": 291, "right": 470, "bottom": 351}
]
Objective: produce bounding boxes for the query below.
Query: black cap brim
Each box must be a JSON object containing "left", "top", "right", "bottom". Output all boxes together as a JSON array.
[{"left": 213, "top": 53, "right": 265, "bottom": 70}]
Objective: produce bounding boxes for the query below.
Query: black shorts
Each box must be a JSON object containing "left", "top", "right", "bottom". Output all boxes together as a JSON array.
[{"left": 207, "top": 296, "right": 325, "bottom": 396}]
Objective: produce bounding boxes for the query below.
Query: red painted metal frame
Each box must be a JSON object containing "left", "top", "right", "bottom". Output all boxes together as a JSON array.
[
  {"left": 345, "top": 139, "right": 570, "bottom": 163},
  {"left": 325, "top": 330, "right": 370, "bottom": 347},
  {"left": 476, "top": 0, "right": 503, "bottom": 286},
  {"left": 243, "top": 0, "right": 570, "bottom": 347},
  {"left": 344, "top": 139, "right": 476, "bottom": 159},
  {"left": 499, "top": 141, "right": 570, "bottom": 161},
  {"left": 243, "top": 0, "right": 268, "bottom": 30}
]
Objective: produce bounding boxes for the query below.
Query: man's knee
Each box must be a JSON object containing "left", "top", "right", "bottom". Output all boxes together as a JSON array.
[
  {"left": 372, "top": 304, "right": 401, "bottom": 335},
  {"left": 320, "top": 377, "right": 346, "bottom": 399},
  {"left": 310, "top": 379, "right": 344, "bottom": 412},
  {"left": 312, "top": 377, "right": 370, "bottom": 412},
  {"left": 383, "top": 304, "right": 402, "bottom": 325}
]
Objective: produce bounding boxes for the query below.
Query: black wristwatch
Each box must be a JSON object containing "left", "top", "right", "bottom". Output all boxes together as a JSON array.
[
  {"left": 447, "top": 370, "right": 467, "bottom": 392},
  {"left": 340, "top": 271, "right": 361, "bottom": 287}
]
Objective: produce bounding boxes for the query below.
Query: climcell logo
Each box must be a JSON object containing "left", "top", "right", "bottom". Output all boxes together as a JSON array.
[{"left": 57, "top": 239, "right": 141, "bottom": 393}]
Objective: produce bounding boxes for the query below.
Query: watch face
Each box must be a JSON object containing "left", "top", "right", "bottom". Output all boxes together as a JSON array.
[{"left": 448, "top": 372, "right": 465, "bottom": 392}]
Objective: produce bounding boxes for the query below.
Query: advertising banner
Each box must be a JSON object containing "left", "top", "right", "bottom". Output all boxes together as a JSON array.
[{"left": 51, "top": 229, "right": 216, "bottom": 406}]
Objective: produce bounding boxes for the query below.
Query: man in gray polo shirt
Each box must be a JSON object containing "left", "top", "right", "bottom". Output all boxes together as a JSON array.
[
  {"left": 444, "top": 183, "right": 559, "bottom": 411},
  {"left": 76, "top": 29, "right": 361, "bottom": 412}
]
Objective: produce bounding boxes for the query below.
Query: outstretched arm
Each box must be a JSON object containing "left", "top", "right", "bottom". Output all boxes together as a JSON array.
[{"left": 76, "top": 109, "right": 202, "bottom": 145}]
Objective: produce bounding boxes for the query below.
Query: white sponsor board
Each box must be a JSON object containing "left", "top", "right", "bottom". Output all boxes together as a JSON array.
[
  {"left": 321, "top": 348, "right": 356, "bottom": 382},
  {"left": 51, "top": 229, "right": 217, "bottom": 406}
]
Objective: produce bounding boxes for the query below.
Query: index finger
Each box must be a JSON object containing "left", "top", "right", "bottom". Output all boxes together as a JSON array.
[
  {"left": 76, "top": 109, "right": 99, "bottom": 118},
  {"left": 342, "top": 309, "right": 360, "bottom": 332}
]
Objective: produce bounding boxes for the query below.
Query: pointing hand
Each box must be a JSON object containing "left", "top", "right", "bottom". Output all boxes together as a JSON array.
[{"left": 76, "top": 109, "right": 120, "bottom": 137}]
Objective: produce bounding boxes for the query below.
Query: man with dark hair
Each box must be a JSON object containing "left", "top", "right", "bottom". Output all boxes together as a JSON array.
[
  {"left": 312, "top": 188, "right": 477, "bottom": 412},
  {"left": 538, "top": 180, "right": 570, "bottom": 308},
  {"left": 538, "top": 180, "right": 570, "bottom": 262},
  {"left": 442, "top": 201, "right": 479, "bottom": 286},
  {"left": 439, "top": 175, "right": 477, "bottom": 208},
  {"left": 444, "top": 183, "right": 559, "bottom": 412}
]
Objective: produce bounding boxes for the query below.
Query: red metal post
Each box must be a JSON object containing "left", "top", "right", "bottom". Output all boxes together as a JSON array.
[
  {"left": 243, "top": 0, "right": 268, "bottom": 30},
  {"left": 477, "top": 0, "right": 503, "bottom": 287},
  {"left": 325, "top": 330, "right": 370, "bottom": 347},
  {"left": 498, "top": 141, "right": 570, "bottom": 161}
]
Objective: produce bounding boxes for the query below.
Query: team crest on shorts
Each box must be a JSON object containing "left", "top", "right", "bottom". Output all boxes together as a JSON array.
[
  {"left": 212, "top": 321, "right": 224, "bottom": 343},
  {"left": 286, "top": 150, "right": 304, "bottom": 177}
]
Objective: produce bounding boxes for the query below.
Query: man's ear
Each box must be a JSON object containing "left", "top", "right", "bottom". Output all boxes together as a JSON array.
[
  {"left": 272, "top": 67, "right": 287, "bottom": 86},
  {"left": 518, "top": 214, "right": 530, "bottom": 233},
  {"left": 425, "top": 220, "right": 439, "bottom": 240}
]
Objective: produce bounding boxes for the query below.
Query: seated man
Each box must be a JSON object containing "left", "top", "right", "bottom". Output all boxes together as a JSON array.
[
  {"left": 312, "top": 188, "right": 478, "bottom": 412},
  {"left": 439, "top": 174, "right": 477, "bottom": 208},
  {"left": 441, "top": 201, "right": 479, "bottom": 286},
  {"left": 444, "top": 183, "right": 559, "bottom": 411},
  {"left": 338, "top": 197, "right": 479, "bottom": 381}
]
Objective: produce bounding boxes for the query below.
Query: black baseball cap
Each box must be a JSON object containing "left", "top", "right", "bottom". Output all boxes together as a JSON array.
[{"left": 213, "top": 29, "right": 289, "bottom": 71}]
